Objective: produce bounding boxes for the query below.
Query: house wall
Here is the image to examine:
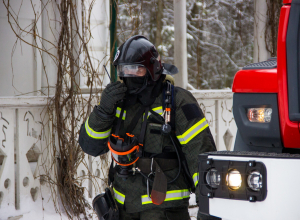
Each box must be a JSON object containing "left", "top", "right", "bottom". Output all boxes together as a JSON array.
[{"left": 0, "top": 91, "right": 236, "bottom": 215}]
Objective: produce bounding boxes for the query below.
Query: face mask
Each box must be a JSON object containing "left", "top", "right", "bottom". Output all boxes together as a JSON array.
[{"left": 124, "top": 76, "right": 147, "bottom": 94}]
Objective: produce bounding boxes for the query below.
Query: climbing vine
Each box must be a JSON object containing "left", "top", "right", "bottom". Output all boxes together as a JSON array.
[{"left": 3, "top": 0, "right": 112, "bottom": 218}]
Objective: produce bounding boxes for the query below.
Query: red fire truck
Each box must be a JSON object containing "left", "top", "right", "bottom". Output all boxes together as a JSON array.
[{"left": 198, "top": 0, "right": 300, "bottom": 219}]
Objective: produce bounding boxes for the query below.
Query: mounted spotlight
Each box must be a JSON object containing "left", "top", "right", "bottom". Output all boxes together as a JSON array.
[
  {"left": 226, "top": 169, "right": 242, "bottom": 190},
  {"left": 197, "top": 151, "right": 300, "bottom": 220},
  {"left": 198, "top": 151, "right": 268, "bottom": 217},
  {"left": 206, "top": 168, "right": 221, "bottom": 189}
]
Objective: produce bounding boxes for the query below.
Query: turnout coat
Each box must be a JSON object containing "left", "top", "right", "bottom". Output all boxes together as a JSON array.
[{"left": 79, "top": 83, "right": 216, "bottom": 213}]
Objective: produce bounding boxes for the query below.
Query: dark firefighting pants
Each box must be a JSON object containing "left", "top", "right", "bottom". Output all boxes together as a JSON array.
[
  {"left": 117, "top": 204, "right": 221, "bottom": 220},
  {"left": 118, "top": 205, "right": 191, "bottom": 220}
]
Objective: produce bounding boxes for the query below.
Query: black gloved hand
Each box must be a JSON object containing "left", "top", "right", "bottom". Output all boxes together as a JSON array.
[{"left": 97, "top": 81, "right": 127, "bottom": 115}]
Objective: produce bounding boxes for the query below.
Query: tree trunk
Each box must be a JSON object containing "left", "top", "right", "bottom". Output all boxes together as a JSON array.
[
  {"left": 254, "top": 0, "right": 270, "bottom": 62},
  {"left": 173, "top": 0, "right": 188, "bottom": 89},
  {"left": 155, "top": 0, "right": 163, "bottom": 56}
]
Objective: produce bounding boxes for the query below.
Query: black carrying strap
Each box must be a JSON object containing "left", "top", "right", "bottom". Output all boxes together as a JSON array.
[
  {"left": 138, "top": 107, "right": 149, "bottom": 144},
  {"left": 125, "top": 106, "right": 149, "bottom": 145},
  {"left": 136, "top": 158, "right": 179, "bottom": 174},
  {"left": 126, "top": 106, "right": 146, "bottom": 134}
]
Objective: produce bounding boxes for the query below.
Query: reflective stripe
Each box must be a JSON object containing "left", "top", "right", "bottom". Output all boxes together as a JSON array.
[
  {"left": 152, "top": 106, "right": 163, "bottom": 115},
  {"left": 141, "top": 189, "right": 190, "bottom": 205},
  {"left": 116, "top": 106, "right": 163, "bottom": 120},
  {"left": 113, "top": 187, "right": 125, "bottom": 205},
  {"left": 176, "top": 118, "right": 209, "bottom": 145},
  {"left": 85, "top": 118, "right": 111, "bottom": 139},
  {"left": 146, "top": 106, "right": 164, "bottom": 118},
  {"left": 116, "top": 107, "right": 126, "bottom": 120},
  {"left": 193, "top": 173, "right": 199, "bottom": 187}
]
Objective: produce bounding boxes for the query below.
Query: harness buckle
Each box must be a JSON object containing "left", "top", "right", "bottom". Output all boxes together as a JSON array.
[{"left": 151, "top": 158, "right": 154, "bottom": 173}]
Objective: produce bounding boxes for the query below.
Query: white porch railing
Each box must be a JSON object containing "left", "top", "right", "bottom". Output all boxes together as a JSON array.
[
  {"left": 0, "top": 90, "right": 236, "bottom": 217},
  {"left": 191, "top": 89, "right": 237, "bottom": 152}
]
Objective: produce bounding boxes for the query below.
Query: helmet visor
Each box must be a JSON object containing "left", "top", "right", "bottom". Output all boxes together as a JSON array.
[{"left": 117, "top": 65, "right": 147, "bottom": 77}]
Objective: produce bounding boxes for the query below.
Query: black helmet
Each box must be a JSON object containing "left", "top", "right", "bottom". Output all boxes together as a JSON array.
[{"left": 113, "top": 35, "right": 163, "bottom": 81}]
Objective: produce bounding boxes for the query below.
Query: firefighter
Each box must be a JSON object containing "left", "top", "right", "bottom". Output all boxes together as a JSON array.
[{"left": 79, "top": 35, "right": 219, "bottom": 220}]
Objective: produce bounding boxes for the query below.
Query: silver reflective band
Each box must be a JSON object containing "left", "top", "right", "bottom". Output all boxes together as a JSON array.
[
  {"left": 193, "top": 173, "right": 199, "bottom": 187},
  {"left": 151, "top": 106, "right": 163, "bottom": 116},
  {"left": 177, "top": 118, "right": 209, "bottom": 145},
  {"left": 117, "top": 106, "right": 163, "bottom": 120},
  {"left": 145, "top": 106, "right": 164, "bottom": 118},
  {"left": 141, "top": 189, "right": 190, "bottom": 205},
  {"left": 113, "top": 187, "right": 125, "bottom": 204},
  {"left": 85, "top": 118, "right": 111, "bottom": 139},
  {"left": 116, "top": 107, "right": 126, "bottom": 120}
]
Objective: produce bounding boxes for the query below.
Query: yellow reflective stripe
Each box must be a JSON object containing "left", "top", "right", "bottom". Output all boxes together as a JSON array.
[
  {"left": 115, "top": 198, "right": 123, "bottom": 204},
  {"left": 141, "top": 189, "right": 190, "bottom": 205},
  {"left": 149, "top": 106, "right": 163, "bottom": 116},
  {"left": 176, "top": 118, "right": 208, "bottom": 145},
  {"left": 142, "top": 106, "right": 164, "bottom": 119},
  {"left": 153, "top": 106, "right": 163, "bottom": 117},
  {"left": 152, "top": 106, "right": 163, "bottom": 113},
  {"left": 166, "top": 189, "right": 189, "bottom": 194},
  {"left": 116, "top": 107, "right": 126, "bottom": 120},
  {"left": 85, "top": 118, "right": 111, "bottom": 139},
  {"left": 113, "top": 187, "right": 125, "bottom": 205},
  {"left": 164, "top": 196, "right": 190, "bottom": 201},
  {"left": 116, "top": 106, "right": 163, "bottom": 121},
  {"left": 193, "top": 173, "right": 199, "bottom": 187}
]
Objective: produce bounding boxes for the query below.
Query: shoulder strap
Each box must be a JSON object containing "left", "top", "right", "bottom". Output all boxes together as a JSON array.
[
  {"left": 170, "top": 84, "right": 176, "bottom": 130},
  {"left": 114, "top": 102, "right": 125, "bottom": 136},
  {"left": 162, "top": 81, "right": 176, "bottom": 130},
  {"left": 127, "top": 106, "right": 146, "bottom": 133},
  {"left": 125, "top": 106, "right": 149, "bottom": 145},
  {"left": 138, "top": 107, "right": 149, "bottom": 144}
]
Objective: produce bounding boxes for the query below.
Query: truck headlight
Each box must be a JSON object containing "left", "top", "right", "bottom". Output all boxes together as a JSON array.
[
  {"left": 206, "top": 168, "right": 221, "bottom": 189},
  {"left": 247, "top": 171, "right": 263, "bottom": 191},
  {"left": 198, "top": 155, "right": 267, "bottom": 203},
  {"left": 226, "top": 169, "right": 242, "bottom": 190},
  {"left": 247, "top": 108, "right": 272, "bottom": 123}
]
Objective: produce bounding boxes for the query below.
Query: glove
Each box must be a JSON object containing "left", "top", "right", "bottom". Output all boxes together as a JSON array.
[{"left": 97, "top": 81, "right": 127, "bottom": 115}]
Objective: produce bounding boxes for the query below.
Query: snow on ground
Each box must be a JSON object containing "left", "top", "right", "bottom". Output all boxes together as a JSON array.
[
  {"left": 1, "top": 193, "right": 199, "bottom": 220},
  {"left": 0, "top": 193, "right": 71, "bottom": 220},
  {"left": 188, "top": 194, "right": 198, "bottom": 220},
  {"left": 189, "top": 207, "right": 199, "bottom": 220}
]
